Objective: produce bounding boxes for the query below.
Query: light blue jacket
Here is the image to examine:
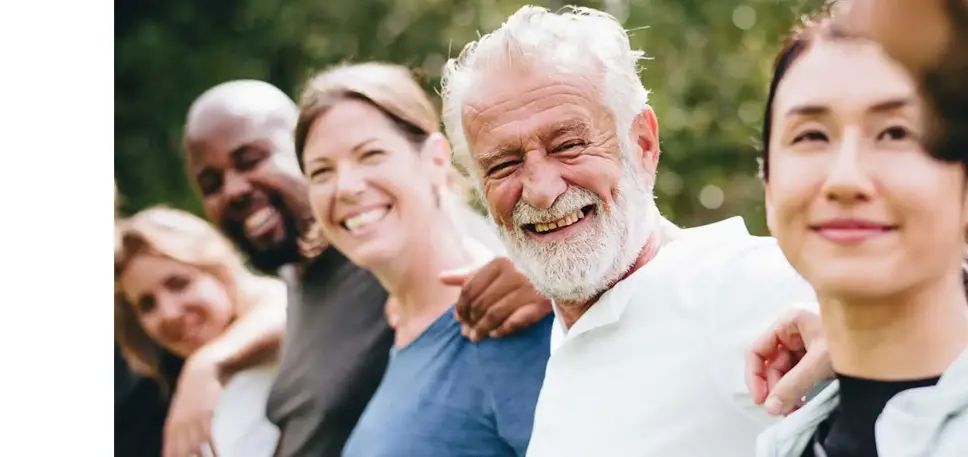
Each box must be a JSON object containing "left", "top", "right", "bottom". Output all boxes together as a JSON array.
[{"left": 757, "top": 348, "right": 968, "bottom": 457}]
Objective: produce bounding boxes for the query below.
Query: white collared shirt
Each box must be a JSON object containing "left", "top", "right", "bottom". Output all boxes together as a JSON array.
[{"left": 528, "top": 217, "right": 818, "bottom": 457}]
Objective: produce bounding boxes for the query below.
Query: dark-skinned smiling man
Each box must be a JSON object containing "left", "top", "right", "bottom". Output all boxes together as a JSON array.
[{"left": 181, "top": 79, "right": 552, "bottom": 457}]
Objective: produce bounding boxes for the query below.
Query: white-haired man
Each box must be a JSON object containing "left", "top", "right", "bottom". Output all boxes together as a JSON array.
[{"left": 441, "top": 6, "right": 817, "bottom": 457}]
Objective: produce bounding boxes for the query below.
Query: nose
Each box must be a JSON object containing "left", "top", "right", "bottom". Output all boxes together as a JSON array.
[
  {"left": 519, "top": 157, "right": 567, "bottom": 210},
  {"left": 822, "top": 133, "right": 874, "bottom": 204},
  {"left": 224, "top": 171, "right": 255, "bottom": 209},
  {"left": 155, "top": 293, "right": 185, "bottom": 332},
  {"left": 335, "top": 165, "right": 367, "bottom": 202}
]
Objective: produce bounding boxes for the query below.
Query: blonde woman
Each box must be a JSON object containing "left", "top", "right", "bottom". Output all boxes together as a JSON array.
[
  {"left": 296, "top": 62, "right": 553, "bottom": 457},
  {"left": 115, "top": 207, "right": 283, "bottom": 457}
]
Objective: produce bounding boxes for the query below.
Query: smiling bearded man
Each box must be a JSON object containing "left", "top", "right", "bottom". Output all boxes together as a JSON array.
[{"left": 440, "top": 6, "right": 820, "bottom": 457}]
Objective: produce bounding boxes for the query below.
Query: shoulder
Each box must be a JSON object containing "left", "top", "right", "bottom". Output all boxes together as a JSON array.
[
  {"left": 677, "top": 218, "right": 796, "bottom": 281},
  {"left": 296, "top": 249, "right": 388, "bottom": 305},
  {"left": 476, "top": 315, "right": 553, "bottom": 351},
  {"left": 236, "top": 275, "right": 288, "bottom": 317},
  {"left": 679, "top": 218, "right": 814, "bottom": 310},
  {"left": 653, "top": 218, "right": 812, "bottom": 316},
  {"left": 934, "top": 413, "right": 968, "bottom": 457},
  {"left": 473, "top": 315, "right": 553, "bottom": 376},
  {"left": 655, "top": 218, "right": 782, "bottom": 280},
  {"left": 879, "top": 362, "right": 968, "bottom": 456},
  {"left": 470, "top": 316, "right": 552, "bottom": 421}
]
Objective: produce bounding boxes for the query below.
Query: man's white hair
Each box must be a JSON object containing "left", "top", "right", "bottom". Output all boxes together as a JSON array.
[
  {"left": 441, "top": 5, "right": 651, "bottom": 179},
  {"left": 440, "top": 6, "right": 681, "bottom": 303}
]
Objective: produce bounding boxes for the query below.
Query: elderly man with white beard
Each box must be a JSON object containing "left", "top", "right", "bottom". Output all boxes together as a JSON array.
[{"left": 440, "top": 6, "right": 818, "bottom": 457}]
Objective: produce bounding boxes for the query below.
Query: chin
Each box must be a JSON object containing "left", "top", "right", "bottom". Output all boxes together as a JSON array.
[
  {"left": 808, "top": 261, "right": 902, "bottom": 302},
  {"left": 342, "top": 241, "right": 400, "bottom": 271}
]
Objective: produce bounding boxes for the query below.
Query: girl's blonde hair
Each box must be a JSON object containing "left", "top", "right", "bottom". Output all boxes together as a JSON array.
[{"left": 114, "top": 206, "right": 257, "bottom": 393}]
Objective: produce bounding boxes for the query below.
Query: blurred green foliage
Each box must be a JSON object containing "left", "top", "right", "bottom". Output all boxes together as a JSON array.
[{"left": 115, "top": 0, "right": 824, "bottom": 234}]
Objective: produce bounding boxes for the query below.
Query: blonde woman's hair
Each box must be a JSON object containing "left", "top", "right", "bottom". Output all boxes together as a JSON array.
[
  {"left": 293, "top": 61, "right": 476, "bottom": 204},
  {"left": 114, "top": 206, "right": 258, "bottom": 393}
]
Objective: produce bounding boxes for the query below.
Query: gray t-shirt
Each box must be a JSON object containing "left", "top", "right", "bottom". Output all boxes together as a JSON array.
[{"left": 266, "top": 248, "right": 391, "bottom": 457}]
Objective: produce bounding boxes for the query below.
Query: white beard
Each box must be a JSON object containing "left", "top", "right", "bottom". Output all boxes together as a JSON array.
[{"left": 496, "top": 160, "right": 658, "bottom": 303}]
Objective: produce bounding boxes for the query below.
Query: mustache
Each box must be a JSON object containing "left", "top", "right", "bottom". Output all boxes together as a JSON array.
[{"left": 511, "top": 187, "right": 602, "bottom": 226}]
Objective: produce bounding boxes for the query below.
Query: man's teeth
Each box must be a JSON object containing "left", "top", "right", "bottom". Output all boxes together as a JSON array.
[
  {"left": 344, "top": 207, "right": 389, "bottom": 232},
  {"left": 244, "top": 208, "right": 275, "bottom": 232},
  {"left": 533, "top": 210, "right": 584, "bottom": 233}
]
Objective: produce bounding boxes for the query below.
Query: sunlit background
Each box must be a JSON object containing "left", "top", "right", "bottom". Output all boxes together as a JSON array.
[{"left": 115, "top": 0, "right": 825, "bottom": 234}]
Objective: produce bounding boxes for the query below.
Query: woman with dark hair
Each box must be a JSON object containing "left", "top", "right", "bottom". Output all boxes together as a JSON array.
[{"left": 752, "top": 12, "right": 968, "bottom": 457}]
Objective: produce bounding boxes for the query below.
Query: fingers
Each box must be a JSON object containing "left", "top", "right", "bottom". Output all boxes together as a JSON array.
[
  {"left": 765, "top": 350, "right": 796, "bottom": 394},
  {"left": 468, "top": 291, "right": 546, "bottom": 341},
  {"left": 187, "top": 423, "right": 205, "bottom": 457},
  {"left": 747, "top": 328, "right": 782, "bottom": 405},
  {"left": 774, "top": 317, "right": 807, "bottom": 353},
  {"left": 440, "top": 251, "right": 498, "bottom": 286},
  {"left": 764, "top": 340, "right": 833, "bottom": 416},
  {"left": 164, "top": 417, "right": 213, "bottom": 457},
  {"left": 488, "top": 304, "right": 551, "bottom": 339},
  {"left": 745, "top": 350, "right": 769, "bottom": 406},
  {"left": 439, "top": 266, "right": 476, "bottom": 287},
  {"left": 453, "top": 258, "right": 508, "bottom": 325},
  {"left": 200, "top": 415, "right": 213, "bottom": 453},
  {"left": 467, "top": 298, "right": 516, "bottom": 341},
  {"left": 471, "top": 276, "right": 520, "bottom": 326},
  {"left": 747, "top": 309, "right": 814, "bottom": 404}
]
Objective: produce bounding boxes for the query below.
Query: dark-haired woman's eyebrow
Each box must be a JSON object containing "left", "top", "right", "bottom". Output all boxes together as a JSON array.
[{"left": 784, "top": 103, "right": 829, "bottom": 118}]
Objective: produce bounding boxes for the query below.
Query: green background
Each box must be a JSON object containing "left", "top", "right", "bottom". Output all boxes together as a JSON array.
[{"left": 115, "top": 0, "right": 825, "bottom": 234}]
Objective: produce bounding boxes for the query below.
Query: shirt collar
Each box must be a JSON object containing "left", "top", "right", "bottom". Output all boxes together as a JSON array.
[
  {"left": 548, "top": 217, "right": 752, "bottom": 354},
  {"left": 547, "top": 243, "right": 661, "bottom": 354}
]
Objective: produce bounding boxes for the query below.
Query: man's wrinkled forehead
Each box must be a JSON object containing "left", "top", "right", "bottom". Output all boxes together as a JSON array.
[{"left": 462, "top": 69, "right": 603, "bottom": 138}]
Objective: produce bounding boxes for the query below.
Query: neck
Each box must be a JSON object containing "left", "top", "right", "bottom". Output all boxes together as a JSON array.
[
  {"left": 821, "top": 269, "right": 968, "bottom": 380},
  {"left": 372, "top": 215, "right": 473, "bottom": 347},
  {"left": 557, "top": 223, "right": 675, "bottom": 328}
]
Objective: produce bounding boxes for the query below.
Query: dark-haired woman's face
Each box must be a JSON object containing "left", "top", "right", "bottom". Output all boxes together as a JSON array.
[
  {"left": 765, "top": 40, "right": 968, "bottom": 301},
  {"left": 301, "top": 99, "right": 450, "bottom": 270}
]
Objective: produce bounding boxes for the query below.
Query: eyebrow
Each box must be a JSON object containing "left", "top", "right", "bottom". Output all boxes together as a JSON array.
[
  {"left": 477, "top": 119, "right": 592, "bottom": 169},
  {"left": 351, "top": 138, "right": 378, "bottom": 153},
  {"left": 784, "top": 97, "right": 914, "bottom": 117},
  {"left": 303, "top": 138, "right": 379, "bottom": 169},
  {"left": 539, "top": 119, "right": 591, "bottom": 142},
  {"left": 477, "top": 146, "right": 520, "bottom": 170}
]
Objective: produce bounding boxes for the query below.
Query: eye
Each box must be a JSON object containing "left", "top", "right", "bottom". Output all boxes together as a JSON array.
[
  {"left": 236, "top": 148, "right": 268, "bottom": 171},
  {"left": 791, "top": 130, "right": 828, "bottom": 144},
  {"left": 876, "top": 126, "right": 913, "bottom": 142},
  {"left": 308, "top": 166, "right": 333, "bottom": 182},
  {"left": 197, "top": 170, "right": 222, "bottom": 196},
  {"left": 136, "top": 296, "right": 156, "bottom": 314},
  {"left": 553, "top": 140, "right": 585, "bottom": 152},
  {"left": 165, "top": 274, "right": 190, "bottom": 293},
  {"left": 360, "top": 149, "right": 385, "bottom": 161},
  {"left": 487, "top": 160, "right": 521, "bottom": 178}
]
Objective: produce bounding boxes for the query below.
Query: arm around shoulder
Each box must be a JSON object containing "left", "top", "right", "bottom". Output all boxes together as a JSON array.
[
  {"left": 199, "top": 275, "right": 288, "bottom": 381},
  {"left": 705, "top": 238, "right": 818, "bottom": 424}
]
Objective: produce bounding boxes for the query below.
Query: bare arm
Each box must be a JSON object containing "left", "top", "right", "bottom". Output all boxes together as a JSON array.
[
  {"left": 163, "top": 277, "right": 287, "bottom": 457},
  {"left": 194, "top": 276, "right": 288, "bottom": 381}
]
